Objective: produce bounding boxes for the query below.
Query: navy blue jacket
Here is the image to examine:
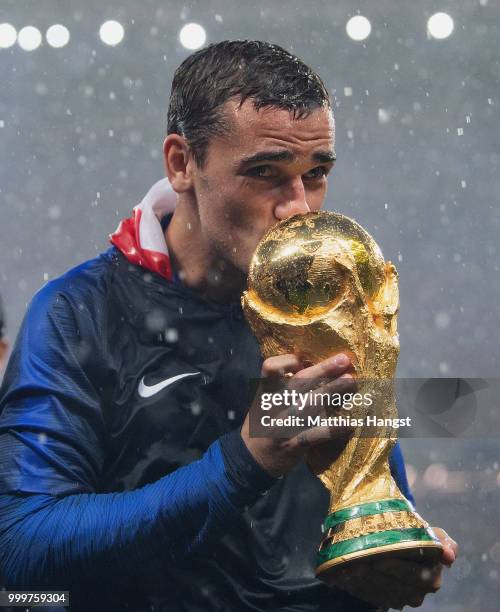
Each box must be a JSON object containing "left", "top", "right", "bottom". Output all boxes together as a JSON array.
[{"left": 0, "top": 244, "right": 413, "bottom": 611}]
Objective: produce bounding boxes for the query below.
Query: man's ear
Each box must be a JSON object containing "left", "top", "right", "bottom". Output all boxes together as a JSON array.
[
  {"left": 0, "top": 338, "right": 9, "bottom": 371},
  {"left": 163, "top": 134, "right": 194, "bottom": 193}
]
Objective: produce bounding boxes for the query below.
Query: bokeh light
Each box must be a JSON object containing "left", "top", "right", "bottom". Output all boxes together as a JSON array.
[
  {"left": 0, "top": 23, "right": 17, "bottom": 49},
  {"left": 179, "top": 23, "right": 207, "bottom": 50},
  {"left": 46, "top": 24, "right": 70, "bottom": 48},
  {"left": 17, "top": 26, "right": 42, "bottom": 51},
  {"left": 423, "top": 463, "right": 449, "bottom": 489},
  {"left": 99, "top": 20, "right": 124, "bottom": 46},
  {"left": 346, "top": 16, "right": 371, "bottom": 41},
  {"left": 427, "top": 12, "right": 454, "bottom": 40}
]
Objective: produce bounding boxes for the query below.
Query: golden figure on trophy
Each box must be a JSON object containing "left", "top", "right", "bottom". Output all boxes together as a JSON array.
[{"left": 241, "top": 211, "right": 443, "bottom": 584}]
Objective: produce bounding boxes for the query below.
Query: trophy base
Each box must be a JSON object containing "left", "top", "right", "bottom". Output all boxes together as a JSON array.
[{"left": 315, "top": 499, "right": 443, "bottom": 582}]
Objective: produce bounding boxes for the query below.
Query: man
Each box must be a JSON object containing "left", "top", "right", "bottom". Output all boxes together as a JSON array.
[{"left": 0, "top": 41, "right": 456, "bottom": 611}]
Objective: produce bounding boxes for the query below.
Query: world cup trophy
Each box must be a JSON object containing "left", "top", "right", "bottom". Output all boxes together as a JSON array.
[{"left": 241, "top": 211, "right": 443, "bottom": 585}]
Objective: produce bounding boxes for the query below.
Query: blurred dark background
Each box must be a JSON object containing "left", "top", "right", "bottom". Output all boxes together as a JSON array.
[{"left": 0, "top": 1, "right": 499, "bottom": 610}]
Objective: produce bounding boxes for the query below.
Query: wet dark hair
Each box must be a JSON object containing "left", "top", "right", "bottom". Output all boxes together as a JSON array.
[{"left": 167, "top": 40, "right": 330, "bottom": 167}]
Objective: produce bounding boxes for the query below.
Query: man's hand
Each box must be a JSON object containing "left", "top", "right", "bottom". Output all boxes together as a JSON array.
[
  {"left": 326, "top": 527, "right": 458, "bottom": 610},
  {"left": 432, "top": 527, "right": 458, "bottom": 567},
  {"left": 241, "top": 352, "right": 356, "bottom": 478}
]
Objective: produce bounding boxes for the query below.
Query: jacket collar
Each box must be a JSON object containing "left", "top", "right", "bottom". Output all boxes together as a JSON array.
[{"left": 110, "top": 178, "right": 176, "bottom": 281}]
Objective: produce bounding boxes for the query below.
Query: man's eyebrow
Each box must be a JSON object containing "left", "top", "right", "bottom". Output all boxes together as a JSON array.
[
  {"left": 236, "top": 150, "right": 295, "bottom": 167},
  {"left": 313, "top": 150, "right": 336, "bottom": 164},
  {"left": 235, "top": 149, "right": 336, "bottom": 169}
]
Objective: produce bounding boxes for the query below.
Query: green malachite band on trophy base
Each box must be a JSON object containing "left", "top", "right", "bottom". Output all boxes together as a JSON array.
[
  {"left": 316, "top": 528, "right": 435, "bottom": 566},
  {"left": 323, "top": 499, "right": 414, "bottom": 530}
]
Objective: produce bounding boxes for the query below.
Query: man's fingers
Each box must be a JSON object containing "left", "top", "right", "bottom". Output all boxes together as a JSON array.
[
  {"left": 291, "top": 426, "right": 332, "bottom": 448},
  {"left": 293, "top": 353, "right": 352, "bottom": 380},
  {"left": 374, "top": 558, "right": 443, "bottom": 592},
  {"left": 432, "top": 527, "right": 458, "bottom": 566},
  {"left": 366, "top": 566, "right": 438, "bottom": 608},
  {"left": 289, "top": 415, "right": 352, "bottom": 448},
  {"left": 288, "top": 372, "right": 357, "bottom": 417},
  {"left": 375, "top": 557, "right": 435, "bottom": 576},
  {"left": 261, "top": 354, "right": 303, "bottom": 378},
  {"left": 314, "top": 372, "right": 357, "bottom": 395},
  {"left": 261, "top": 353, "right": 356, "bottom": 403}
]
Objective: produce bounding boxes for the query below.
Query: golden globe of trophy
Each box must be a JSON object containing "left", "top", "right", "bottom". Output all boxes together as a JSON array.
[{"left": 241, "top": 211, "right": 443, "bottom": 585}]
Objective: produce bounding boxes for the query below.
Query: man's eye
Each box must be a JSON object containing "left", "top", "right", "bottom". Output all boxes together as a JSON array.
[
  {"left": 304, "top": 166, "right": 329, "bottom": 180},
  {"left": 246, "top": 165, "right": 275, "bottom": 178}
]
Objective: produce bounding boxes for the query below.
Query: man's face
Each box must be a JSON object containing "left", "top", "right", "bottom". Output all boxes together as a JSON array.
[{"left": 189, "top": 99, "right": 336, "bottom": 274}]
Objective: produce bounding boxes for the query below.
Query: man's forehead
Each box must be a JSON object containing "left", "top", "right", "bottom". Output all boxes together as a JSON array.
[
  {"left": 226, "top": 98, "right": 333, "bottom": 128},
  {"left": 222, "top": 99, "right": 335, "bottom": 152}
]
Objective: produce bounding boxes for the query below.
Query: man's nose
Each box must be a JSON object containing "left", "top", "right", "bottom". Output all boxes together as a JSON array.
[{"left": 273, "top": 178, "right": 311, "bottom": 220}]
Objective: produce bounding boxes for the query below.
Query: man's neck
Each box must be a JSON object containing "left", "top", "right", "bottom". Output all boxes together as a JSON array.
[{"left": 165, "top": 200, "right": 246, "bottom": 304}]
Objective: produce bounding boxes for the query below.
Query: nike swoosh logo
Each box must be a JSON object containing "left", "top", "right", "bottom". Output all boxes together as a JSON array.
[{"left": 138, "top": 372, "right": 200, "bottom": 398}]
